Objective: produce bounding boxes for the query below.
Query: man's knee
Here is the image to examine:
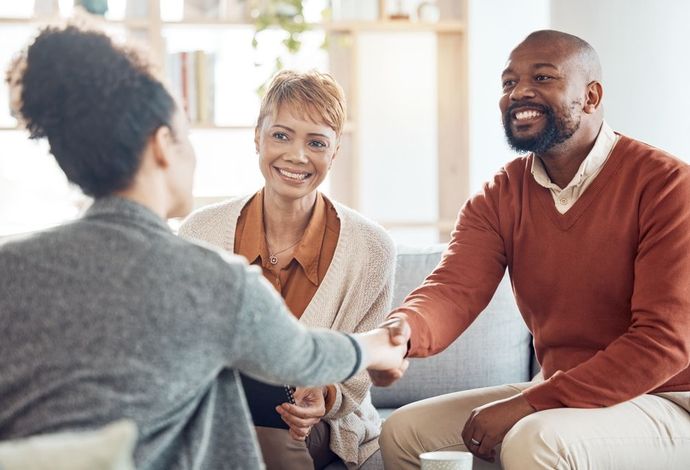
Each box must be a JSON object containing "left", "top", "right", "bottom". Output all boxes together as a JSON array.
[
  {"left": 501, "top": 412, "right": 565, "bottom": 470},
  {"left": 379, "top": 405, "right": 417, "bottom": 454}
]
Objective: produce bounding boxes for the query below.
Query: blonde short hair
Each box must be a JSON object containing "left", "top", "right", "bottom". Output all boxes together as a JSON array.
[{"left": 257, "top": 70, "right": 346, "bottom": 137}]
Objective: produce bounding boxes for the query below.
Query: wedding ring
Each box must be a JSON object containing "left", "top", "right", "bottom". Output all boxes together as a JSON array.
[{"left": 470, "top": 438, "right": 481, "bottom": 446}]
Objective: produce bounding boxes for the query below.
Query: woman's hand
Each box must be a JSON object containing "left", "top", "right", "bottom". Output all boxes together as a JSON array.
[{"left": 276, "top": 386, "right": 327, "bottom": 441}]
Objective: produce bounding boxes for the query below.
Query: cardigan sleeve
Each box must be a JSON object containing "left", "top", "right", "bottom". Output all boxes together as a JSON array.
[
  {"left": 322, "top": 222, "right": 396, "bottom": 421},
  {"left": 323, "top": 278, "right": 393, "bottom": 420},
  {"left": 523, "top": 164, "right": 690, "bottom": 410},
  {"left": 389, "top": 173, "right": 510, "bottom": 357}
]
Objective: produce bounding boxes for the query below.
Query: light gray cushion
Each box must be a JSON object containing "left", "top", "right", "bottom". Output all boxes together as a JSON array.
[
  {"left": 370, "top": 244, "right": 532, "bottom": 409},
  {"left": 0, "top": 420, "right": 137, "bottom": 470}
]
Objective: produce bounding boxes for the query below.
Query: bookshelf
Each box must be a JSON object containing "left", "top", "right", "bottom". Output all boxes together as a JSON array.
[{"left": 0, "top": 0, "right": 469, "bottom": 242}]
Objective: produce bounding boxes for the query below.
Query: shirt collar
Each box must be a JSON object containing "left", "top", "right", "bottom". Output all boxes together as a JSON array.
[
  {"left": 236, "top": 190, "right": 326, "bottom": 286},
  {"left": 531, "top": 121, "right": 618, "bottom": 190},
  {"left": 236, "top": 190, "right": 265, "bottom": 266}
]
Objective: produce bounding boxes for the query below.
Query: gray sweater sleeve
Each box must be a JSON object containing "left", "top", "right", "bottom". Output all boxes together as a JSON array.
[{"left": 229, "top": 264, "right": 362, "bottom": 386}]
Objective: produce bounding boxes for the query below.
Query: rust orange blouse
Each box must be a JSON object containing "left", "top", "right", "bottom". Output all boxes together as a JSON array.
[{"left": 234, "top": 189, "right": 340, "bottom": 319}]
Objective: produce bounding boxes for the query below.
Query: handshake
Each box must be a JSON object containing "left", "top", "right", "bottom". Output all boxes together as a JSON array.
[{"left": 355, "top": 316, "right": 412, "bottom": 387}]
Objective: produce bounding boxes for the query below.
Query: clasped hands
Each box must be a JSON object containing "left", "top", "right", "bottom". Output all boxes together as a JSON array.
[
  {"left": 276, "top": 386, "right": 326, "bottom": 441},
  {"left": 276, "top": 319, "right": 411, "bottom": 441},
  {"left": 367, "top": 316, "right": 412, "bottom": 386}
]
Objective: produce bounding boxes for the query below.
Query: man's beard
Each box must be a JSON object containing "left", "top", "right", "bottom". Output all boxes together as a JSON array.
[{"left": 503, "top": 102, "right": 581, "bottom": 155}]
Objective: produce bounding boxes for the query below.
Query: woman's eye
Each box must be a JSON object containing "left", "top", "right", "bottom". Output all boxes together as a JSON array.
[
  {"left": 309, "top": 140, "right": 327, "bottom": 149},
  {"left": 272, "top": 132, "right": 288, "bottom": 140}
]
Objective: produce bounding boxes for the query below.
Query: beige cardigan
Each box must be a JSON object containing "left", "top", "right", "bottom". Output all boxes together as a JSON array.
[{"left": 178, "top": 194, "right": 396, "bottom": 468}]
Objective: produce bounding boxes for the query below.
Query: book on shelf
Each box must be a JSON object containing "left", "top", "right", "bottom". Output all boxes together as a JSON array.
[{"left": 166, "top": 50, "right": 216, "bottom": 125}]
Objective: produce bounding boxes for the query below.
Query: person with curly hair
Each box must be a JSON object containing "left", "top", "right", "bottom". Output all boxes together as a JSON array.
[{"left": 0, "top": 24, "right": 407, "bottom": 470}]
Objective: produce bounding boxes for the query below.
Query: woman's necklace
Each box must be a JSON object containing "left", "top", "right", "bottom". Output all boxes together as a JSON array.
[{"left": 268, "top": 238, "right": 301, "bottom": 265}]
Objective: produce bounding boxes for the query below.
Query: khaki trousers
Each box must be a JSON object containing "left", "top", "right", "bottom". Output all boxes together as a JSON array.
[
  {"left": 255, "top": 421, "right": 338, "bottom": 470},
  {"left": 379, "top": 382, "right": 690, "bottom": 470}
]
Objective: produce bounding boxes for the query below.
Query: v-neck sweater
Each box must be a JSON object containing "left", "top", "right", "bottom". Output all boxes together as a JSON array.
[{"left": 392, "top": 135, "right": 690, "bottom": 411}]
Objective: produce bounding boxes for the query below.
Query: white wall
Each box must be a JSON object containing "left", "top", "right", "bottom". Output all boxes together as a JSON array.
[
  {"left": 550, "top": 0, "right": 690, "bottom": 161},
  {"left": 356, "top": 32, "right": 438, "bottom": 243},
  {"left": 467, "top": 0, "right": 550, "bottom": 193}
]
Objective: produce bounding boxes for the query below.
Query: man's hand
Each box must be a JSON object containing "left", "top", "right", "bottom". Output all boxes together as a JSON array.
[
  {"left": 355, "top": 325, "right": 410, "bottom": 386},
  {"left": 378, "top": 316, "right": 412, "bottom": 346},
  {"left": 275, "top": 386, "right": 326, "bottom": 441},
  {"left": 368, "top": 316, "right": 412, "bottom": 386},
  {"left": 461, "top": 393, "right": 536, "bottom": 462}
]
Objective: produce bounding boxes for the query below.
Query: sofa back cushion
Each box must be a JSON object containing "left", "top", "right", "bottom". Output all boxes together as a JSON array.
[{"left": 371, "top": 244, "right": 533, "bottom": 409}]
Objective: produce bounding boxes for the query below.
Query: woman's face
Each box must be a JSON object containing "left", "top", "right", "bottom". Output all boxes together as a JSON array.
[{"left": 255, "top": 104, "right": 339, "bottom": 204}]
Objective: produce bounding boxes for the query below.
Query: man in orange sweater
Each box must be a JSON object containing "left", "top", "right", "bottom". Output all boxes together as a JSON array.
[{"left": 375, "top": 30, "right": 690, "bottom": 469}]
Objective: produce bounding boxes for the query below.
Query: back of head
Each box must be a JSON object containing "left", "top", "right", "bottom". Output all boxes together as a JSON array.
[
  {"left": 257, "top": 69, "right": 346, "bottom": 137},
  {"left": 5, "top": 24, "right": 176, "bottom": 198}
]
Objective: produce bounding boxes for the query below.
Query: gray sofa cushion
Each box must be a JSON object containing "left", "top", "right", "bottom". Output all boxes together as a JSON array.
[{"left": 370, "top": 244, "right": 532, "bottom": 409}]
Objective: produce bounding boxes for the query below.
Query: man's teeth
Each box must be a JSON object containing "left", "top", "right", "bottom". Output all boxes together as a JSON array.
[
  {"left": 278, "top": 168, "right": 309, "bottom": 180},
  {"left": 515, "top": 110, "right": 543, "bottom": 120}
]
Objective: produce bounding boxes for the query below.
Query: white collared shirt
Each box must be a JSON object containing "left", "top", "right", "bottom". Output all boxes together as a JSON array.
[{"left": 531, "top": 122, "right": 619, "bottom": 213}]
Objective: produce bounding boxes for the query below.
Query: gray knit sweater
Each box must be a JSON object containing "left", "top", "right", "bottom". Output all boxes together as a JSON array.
[{"left": 0, "top": 197, "right": 362, "bottom": 470}]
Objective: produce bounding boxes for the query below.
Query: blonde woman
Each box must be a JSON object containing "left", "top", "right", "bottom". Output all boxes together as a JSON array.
[{"left": 179, "top": 70, "right": 395, "bottom": 469}]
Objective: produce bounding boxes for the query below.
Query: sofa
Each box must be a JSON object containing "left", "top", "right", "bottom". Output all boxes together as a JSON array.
[{"left": 326, "top": 244, "right": 535, "bottom": 470}]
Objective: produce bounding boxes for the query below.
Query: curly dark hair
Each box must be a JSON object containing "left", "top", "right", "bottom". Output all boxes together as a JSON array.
[{"left": 6, "top": 24, "right": 176, "bottom": 197}]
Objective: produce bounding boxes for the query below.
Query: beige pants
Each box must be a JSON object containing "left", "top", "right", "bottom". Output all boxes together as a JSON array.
[
  {"left": 379, "top": 382, "right": 690, "bottom": 470},
  {"left": 255, "top": 421, "right": 338, "bottom": 470}
]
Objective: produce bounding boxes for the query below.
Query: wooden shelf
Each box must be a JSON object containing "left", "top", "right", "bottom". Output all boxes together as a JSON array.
[
  {"left": 161, "top": 19, "right": 253, "bottom": 28},
  {"left": 380, "top": 220, "right": 456, "bottom": 231},
  {"left": 190, "top": 122, "right": 355, "bottom": 133},
  {"left": 0, "top": 17, "right": 40, "bottom": 25},
  {"left": 322, "top": 20, "right": 465, "bottom": 33},
  {"left": 159, "top": 19, "right": 464, "bottom": 34},
  {"left": 0, "top": 16, "right": 149, "bottom": 28},
  {"left": 191, "top": 123, "right": 253, "bottom": 130}
]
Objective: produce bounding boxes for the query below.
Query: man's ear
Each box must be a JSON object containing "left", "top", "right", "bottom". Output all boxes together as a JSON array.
[
  {"left": 584, "top": 80, "right": 603, "bottom": 114},
  {"left": 151, "top": 125, "right": 174, "bottom": 168}
]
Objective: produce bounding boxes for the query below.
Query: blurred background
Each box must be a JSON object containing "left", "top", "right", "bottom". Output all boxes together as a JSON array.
[{"left": 1, "top": 0, "right": 688, "bottom": 244}]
